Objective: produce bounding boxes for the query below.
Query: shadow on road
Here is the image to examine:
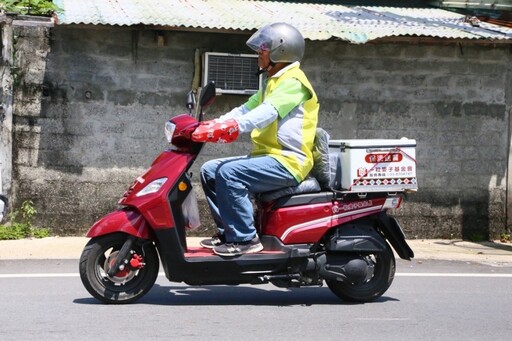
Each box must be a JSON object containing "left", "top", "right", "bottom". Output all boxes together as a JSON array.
[
  {"left": 73, "top": 284, "right": 400, "bottom": 306},
  {"left": 433, "top": 240, "right": 512, "bottom": 253},
  {"left": 472, "top": 241, "right": 512, "bottom": 252}
]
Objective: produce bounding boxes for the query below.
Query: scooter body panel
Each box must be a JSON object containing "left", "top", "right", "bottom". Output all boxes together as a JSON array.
[
  {"left": 86, "top": 149, "right": 196, "bottom": 238},
  {"left": 119, "top": 150, "right": 195, "bottom": 229},
  {"left": 261, "top": 195, "right": 390, "bottom": 245},
  {"left": 86, "top": 209, "right": 152, "bottom": 240},
  {"left": 153, "top": 227, "right": 306, "bottom": 285},
  {"left": 262, "top": 201, "right": 334, "bottom": 244}
]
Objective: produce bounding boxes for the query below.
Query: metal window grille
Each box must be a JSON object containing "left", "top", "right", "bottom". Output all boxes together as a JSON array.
[{"left": 203, "top": 52, "right": 261, "bottom": 95}]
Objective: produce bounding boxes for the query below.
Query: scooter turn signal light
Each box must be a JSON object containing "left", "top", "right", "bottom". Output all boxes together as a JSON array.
[{"left": 178, "top": 181, "right": 187, "bottom": 191}]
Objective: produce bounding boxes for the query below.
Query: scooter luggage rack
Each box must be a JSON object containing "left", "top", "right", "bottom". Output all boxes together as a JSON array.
[{"left": 335, "top": 189, "right": 407, "bottom": 200}]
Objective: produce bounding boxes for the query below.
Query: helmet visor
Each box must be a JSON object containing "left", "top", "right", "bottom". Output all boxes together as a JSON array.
[{"left": 246, "top": 25, "right": 277, "bottom": 52}]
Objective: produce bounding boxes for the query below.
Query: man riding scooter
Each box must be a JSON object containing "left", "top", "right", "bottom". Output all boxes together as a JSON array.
[
  {"left": 191, "top": 22, "right": 320, "bottom": 257},
  {"left": 79, "top": 22, "right": 415, "bottom": 305}
]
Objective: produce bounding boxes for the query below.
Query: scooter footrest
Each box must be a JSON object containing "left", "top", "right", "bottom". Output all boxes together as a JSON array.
[{"left": 185, "top": 247, "right": 286, "bottom": 258}]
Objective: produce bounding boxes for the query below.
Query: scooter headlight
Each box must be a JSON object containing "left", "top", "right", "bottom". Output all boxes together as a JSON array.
[
  {"left": 165, "top": 121, "right": 176, "bottom": 144},
  {"left": 136, "top": 177, "right": 167, "bottom": 197}
]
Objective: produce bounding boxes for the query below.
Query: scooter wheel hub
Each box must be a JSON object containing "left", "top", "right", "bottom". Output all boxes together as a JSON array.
[{"left": 104, "top": 251, "right": 137, "bottom": 284}]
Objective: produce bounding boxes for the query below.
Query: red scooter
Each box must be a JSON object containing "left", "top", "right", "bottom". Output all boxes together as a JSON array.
[{"left": 79, "top": 83, "right": 414, "bottom": 304}]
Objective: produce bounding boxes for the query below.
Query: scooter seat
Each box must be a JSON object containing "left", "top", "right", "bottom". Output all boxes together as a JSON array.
[
  {"left": 257, "top": 128, "right": 337, "bottom": 205},
  {"left": 269, "top": 192, "right": 335, "bottom": 209},
  {"left": 258, "top": 176, "right": 322, "bottom": 203}
]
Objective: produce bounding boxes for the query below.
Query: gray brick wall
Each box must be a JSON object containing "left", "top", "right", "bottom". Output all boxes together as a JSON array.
[
  {"left": 306, "top": 40, "right": 510, "bottom": 240},
  {"left": 8, "top": 25, "right": 512, "bottom": 239}
]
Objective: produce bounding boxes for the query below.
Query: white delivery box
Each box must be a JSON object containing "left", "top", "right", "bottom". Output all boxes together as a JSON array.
[{"left": 329, "top": 138, "right": 417, "bottom": 192}]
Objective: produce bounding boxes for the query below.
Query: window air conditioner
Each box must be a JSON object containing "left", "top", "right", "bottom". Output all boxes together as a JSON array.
[{"left": 203, "top": 52, "right": 262, "bottom": 95}]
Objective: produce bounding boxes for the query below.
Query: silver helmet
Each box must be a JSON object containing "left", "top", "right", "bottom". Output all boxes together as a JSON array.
[{"left": 246, "top": 22, "right": 305, "bottom": 63}]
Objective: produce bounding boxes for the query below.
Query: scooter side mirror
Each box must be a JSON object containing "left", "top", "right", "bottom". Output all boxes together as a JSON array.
[
  {"left": 199, "top": 81, "right": 216, "bottom": 108},
  {"left": 186, "top": 90, "right": 196, "bottom": 114}
]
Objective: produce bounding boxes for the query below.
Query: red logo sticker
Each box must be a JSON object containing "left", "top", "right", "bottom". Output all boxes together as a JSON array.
[
  {"left": 365, "top": 153, "right": 403, "bottom": 163},
  {"left": 357, "top": 167, "right": 367, "bottom": 177}
]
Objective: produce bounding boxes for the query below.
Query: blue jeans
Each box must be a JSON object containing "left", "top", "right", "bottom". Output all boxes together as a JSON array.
[{"left": 200, "top": 156, "right": 298, "bottom": 242}]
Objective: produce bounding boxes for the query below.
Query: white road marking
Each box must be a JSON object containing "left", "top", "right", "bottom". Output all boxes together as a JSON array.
[
  {"left": 355, "top": 318, "right": 411, "bottom": 321},
  {"left": 0, "top": 273, "right": 79, "bottom": 278},
  {"left": 0, "top": 272, "right": 511, "bottom": 279},
  {"left": 396, "top": 273, "right": 512, "bottom": 278}
]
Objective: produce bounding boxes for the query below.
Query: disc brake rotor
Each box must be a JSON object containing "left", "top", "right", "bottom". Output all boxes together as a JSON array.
[{"left": 104, "top": 250, "right": 137, "bottom": 284}]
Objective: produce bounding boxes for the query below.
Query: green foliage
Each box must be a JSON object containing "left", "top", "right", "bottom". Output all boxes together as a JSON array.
[
  {"left": 467, "top": 231, "right": 488, "bottom": 243},
  {"left": 0, "top": 225, "right": 27, "bottom": 240},
  {"left": 0, "top": 200, "right": 51, "bottom": 240},
  {"left": 0, "top": 0, "right": 62, "bottom": 16}
]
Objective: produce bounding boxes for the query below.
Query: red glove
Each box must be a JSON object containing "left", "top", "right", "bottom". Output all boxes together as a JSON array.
[{"left": 191, "top": 119, "right": 239, "bottom": 143}]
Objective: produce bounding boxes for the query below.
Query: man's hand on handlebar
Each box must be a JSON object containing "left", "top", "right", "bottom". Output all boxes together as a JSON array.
[{"left": 191, "top": 118, "right": 240, "bottom": 143}]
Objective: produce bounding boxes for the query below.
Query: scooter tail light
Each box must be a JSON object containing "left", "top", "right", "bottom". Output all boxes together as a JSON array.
[{"left": 383, "top": 196, "right": 402, "bottom": 209}]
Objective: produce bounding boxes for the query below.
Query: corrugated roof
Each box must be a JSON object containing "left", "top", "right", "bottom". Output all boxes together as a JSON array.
[{"left": 53, "top": 0, "right": 512, "bottom": 44}]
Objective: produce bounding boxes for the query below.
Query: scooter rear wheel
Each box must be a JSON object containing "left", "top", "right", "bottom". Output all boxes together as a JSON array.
[
  {"left": 79, "top": 232, "right": 159, "bottom": 304},
  {"left": 326, "top": 243, "right": 395, "bottom": 302}
]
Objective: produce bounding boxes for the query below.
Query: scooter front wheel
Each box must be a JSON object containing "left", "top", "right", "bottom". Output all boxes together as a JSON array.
[
  {"left": 326, "top": 243, "right": 395, "bottom": 303},
  {"left": 79, "top": 232, "right": 159, "bottom": 304}
]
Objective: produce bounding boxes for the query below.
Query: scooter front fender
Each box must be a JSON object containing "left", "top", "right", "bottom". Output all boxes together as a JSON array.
[{"left": 86, "top": 209, "right": 152, "bottom": 240}]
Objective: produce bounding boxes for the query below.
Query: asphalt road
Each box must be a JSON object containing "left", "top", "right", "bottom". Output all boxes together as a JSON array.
[{"left": 0, "top": 259, "right": 511, "bottom": 340}]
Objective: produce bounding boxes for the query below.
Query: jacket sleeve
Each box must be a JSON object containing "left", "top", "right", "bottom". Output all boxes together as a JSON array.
[{"left": 234, "top": 102, "right": 278, "bottom": 133}]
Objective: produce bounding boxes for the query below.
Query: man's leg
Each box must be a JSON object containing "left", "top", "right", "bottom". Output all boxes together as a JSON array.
[
  {"left": 199, "top": 156, "right": 247, "bottom": 248},
  {"left": 215, "top": 156, "right": 298, "bottom": 243},
  {"left": 200, "top": 156, "right": 246, "bottom": 235}
]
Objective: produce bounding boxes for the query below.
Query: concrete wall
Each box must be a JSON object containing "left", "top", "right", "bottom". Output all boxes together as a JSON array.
[
  {"left": 0, "top": 19, "right": 14, "bottom": 197},
  {"left": 6, "top": 24, "right": 512, "bottom": 239},
  {"left": 305, "top": 41, "right": 511, "bottom": 241}
]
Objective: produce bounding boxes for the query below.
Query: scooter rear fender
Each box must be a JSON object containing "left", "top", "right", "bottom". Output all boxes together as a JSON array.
[
  {"left": 86, "top": 209, "right": 152, "bottom": 240},
  {"left": 377, "top": 211, "right": 414, "bottom": 260}
]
